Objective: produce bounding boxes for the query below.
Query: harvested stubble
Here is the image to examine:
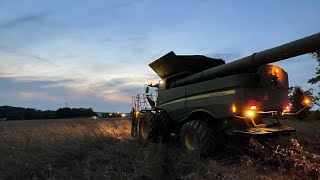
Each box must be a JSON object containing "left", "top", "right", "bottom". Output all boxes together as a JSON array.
[{"left": 0, "top": 118, "right": 319, "bottom": 180}]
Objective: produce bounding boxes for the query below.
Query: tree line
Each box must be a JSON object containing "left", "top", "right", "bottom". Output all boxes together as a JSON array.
[
  {"left": 287, "top": 51, "right": 320, "bottom": 120},
  {"left": 0, "top": 106, "right": 96, "bottom": 120}
]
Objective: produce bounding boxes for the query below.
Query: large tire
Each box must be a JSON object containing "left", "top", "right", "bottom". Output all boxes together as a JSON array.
[
  {"left": 181, "top": 120, "right": 216, "bottom": 156},
  {"left": 138, "top": 112, "right": 160, "bottom": 142},
  {"left": 156, "top": 111, "right": 172, "bottom": 143}
]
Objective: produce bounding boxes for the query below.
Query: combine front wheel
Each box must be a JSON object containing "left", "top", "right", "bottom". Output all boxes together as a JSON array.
[
  {"left": 138, "top": 112, "right": 160, "bottom": 142},
  {"left": 181, "top": 120, "right": 216, "bottom": 156}
]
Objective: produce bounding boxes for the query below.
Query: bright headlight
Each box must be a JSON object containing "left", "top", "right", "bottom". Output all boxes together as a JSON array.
[{"left": 246, "top": 110, "right": 255, "bottom": 117}]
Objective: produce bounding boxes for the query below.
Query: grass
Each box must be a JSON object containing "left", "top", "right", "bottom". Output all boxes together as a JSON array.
[{"left": 0, "top": 118, "right": 319, "bottom": 179}]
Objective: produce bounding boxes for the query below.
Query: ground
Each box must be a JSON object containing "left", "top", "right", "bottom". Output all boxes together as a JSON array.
[{"left": 0, "top": 118, "right": 319, "bottom": 180}]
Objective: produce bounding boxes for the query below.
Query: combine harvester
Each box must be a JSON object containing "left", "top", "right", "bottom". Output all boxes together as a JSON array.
[{"left": 131, "top": 32, "right": 320, "bottom": 156}]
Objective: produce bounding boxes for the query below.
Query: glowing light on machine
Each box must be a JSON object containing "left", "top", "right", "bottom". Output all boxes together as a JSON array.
[
  {"left": 246, "top": 110, "right": 255, "bottom": 117},
  {"left": 303, "top": 97, "right": 311, "bottom": 106},
  {"left": 272, "top": 67, "right": 279, "bottom": 76},
  {"left": 135, "top": 111, "right": 140, "bottom": 119},
  {"left": 159, "top": 80, "right": 163, "bottom": 84},
  {"left": 284, "top": 104, "right": 290, "bottom": 111},
  {"left": 268, "top": 66, "right": 281, "bottom": 77},
  {"left": 249, "top": 105, "right": 257, "bottom": 110},
  {"left": 231, "top": 104, "right": 237, "bottom": 113},
  {"left": 245, "top": 102, "right": 258, "bottom": 118},
  {"left": 248, "top": 101, "right": 258, "bottom": 110}
]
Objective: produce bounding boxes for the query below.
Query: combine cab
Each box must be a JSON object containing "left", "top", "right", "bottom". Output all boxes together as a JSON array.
[{"left": 131, "top": 33, "right": 320, "bottom": 155}]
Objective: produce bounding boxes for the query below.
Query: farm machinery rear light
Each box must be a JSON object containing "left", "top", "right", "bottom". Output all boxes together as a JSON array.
[
  {"left": 271, "top": 67, "right": 279, "bottom": 76},
  {"left": 245, "top": 102, "right": 258, "bottom": 117},
  {"left": 283, "top": 104, "right": 290, "bottom": 112},
  {"left": 245, "top": 104, "right": 258, "bottom": 118},
  {"left": 231, "top": 103, "right": 258, "bottom": 118},
  {"left": 231, "top": 104, "right": 237, "bottom": 113},
  {"left": 282, "top": 97, "right": 312, "bottom": 115},
  {"left": 303, "top": 97, "right": 311, "bottom": 106},
  {"left": 249, "top": 104, "right": 257, "bottom": 110},
  {"left": 246, "top": 110, "right": 255, "bottom": 118}
]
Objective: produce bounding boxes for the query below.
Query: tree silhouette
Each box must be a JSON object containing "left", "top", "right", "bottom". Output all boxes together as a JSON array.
[
  {"left": 0, "top": 106, "right": 96, "bottom": 120},
  {"left": 308, "top": 51, "right": 320, "bottom": 86},
  {"left": 288, "top": 86, "right": 320, "bottom": 120}
]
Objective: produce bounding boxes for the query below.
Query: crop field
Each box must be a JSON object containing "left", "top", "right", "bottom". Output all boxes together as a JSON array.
[{"left": 0, "top": 118, "right": 320, "bottom": 180}]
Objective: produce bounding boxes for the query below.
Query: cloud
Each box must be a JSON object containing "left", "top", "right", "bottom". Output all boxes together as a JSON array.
[
  {"left": 88, "top": 77, "right": 144, "bottom": 104},
  {"left": 0, "top": 48, "right": 155, "bottom": 106},
  {"left": 0, "top": 62, "right": 149, "bottom": 110},
  {"left": 102, "top": 92, "right": 131, "bottom": 103},
  {"left": 0, "top": 50, "right": 65, "bottom": 80},
  {"left": 0, "top": 48, "right": 58, "bottom": 66},
  {"left": 27, "top": 54, "right": 58, "bottom": 66},
  {"left": 205, "top": 52, "right": 241, "bottom": 62},
  {"left": 18, "top": 91, "right": 61, "bottom": 102},
  {"left": 0, "top": 13, "right": 46, "bottom": 29},
  {"left": 101, "top": 79, "right": 132, "bottom": 90}
]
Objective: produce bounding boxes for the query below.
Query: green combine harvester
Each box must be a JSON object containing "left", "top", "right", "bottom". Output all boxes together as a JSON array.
[{"left": 131, "top": 32, "right": 320, "bottom": 156}]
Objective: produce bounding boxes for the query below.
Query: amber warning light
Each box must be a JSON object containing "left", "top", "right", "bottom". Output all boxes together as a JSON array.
[
  {"left": 231, "top": 104, "right": 237, "bottom": 113},
  {"left": 303, "top": 97, "right": 311, "bottom": 106},
  {"left": 273, "top": 68, "right": 279, "bottom": 75},
  {"left": 246, "top": 110, "right": 255, "bottom": 117},
  {"left": 270, "top": 67, "right": 279, "bottom": 76},
  {"left": 246, "top": 103, "right": 258, "bottom": 118}
]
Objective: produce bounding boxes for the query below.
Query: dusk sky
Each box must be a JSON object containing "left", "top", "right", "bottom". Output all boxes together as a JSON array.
[{"left": 0, "top": 0, "right": 319, "bottom": 112}]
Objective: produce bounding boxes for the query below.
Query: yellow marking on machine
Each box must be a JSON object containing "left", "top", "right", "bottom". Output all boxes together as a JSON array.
[{"left": 159, "top": 90, "right": 236, "bottom": 107}]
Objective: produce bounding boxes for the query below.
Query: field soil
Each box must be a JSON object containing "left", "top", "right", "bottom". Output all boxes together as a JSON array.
[{"left": 0, "top": 118, "right": 320, "bottom": 180}]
